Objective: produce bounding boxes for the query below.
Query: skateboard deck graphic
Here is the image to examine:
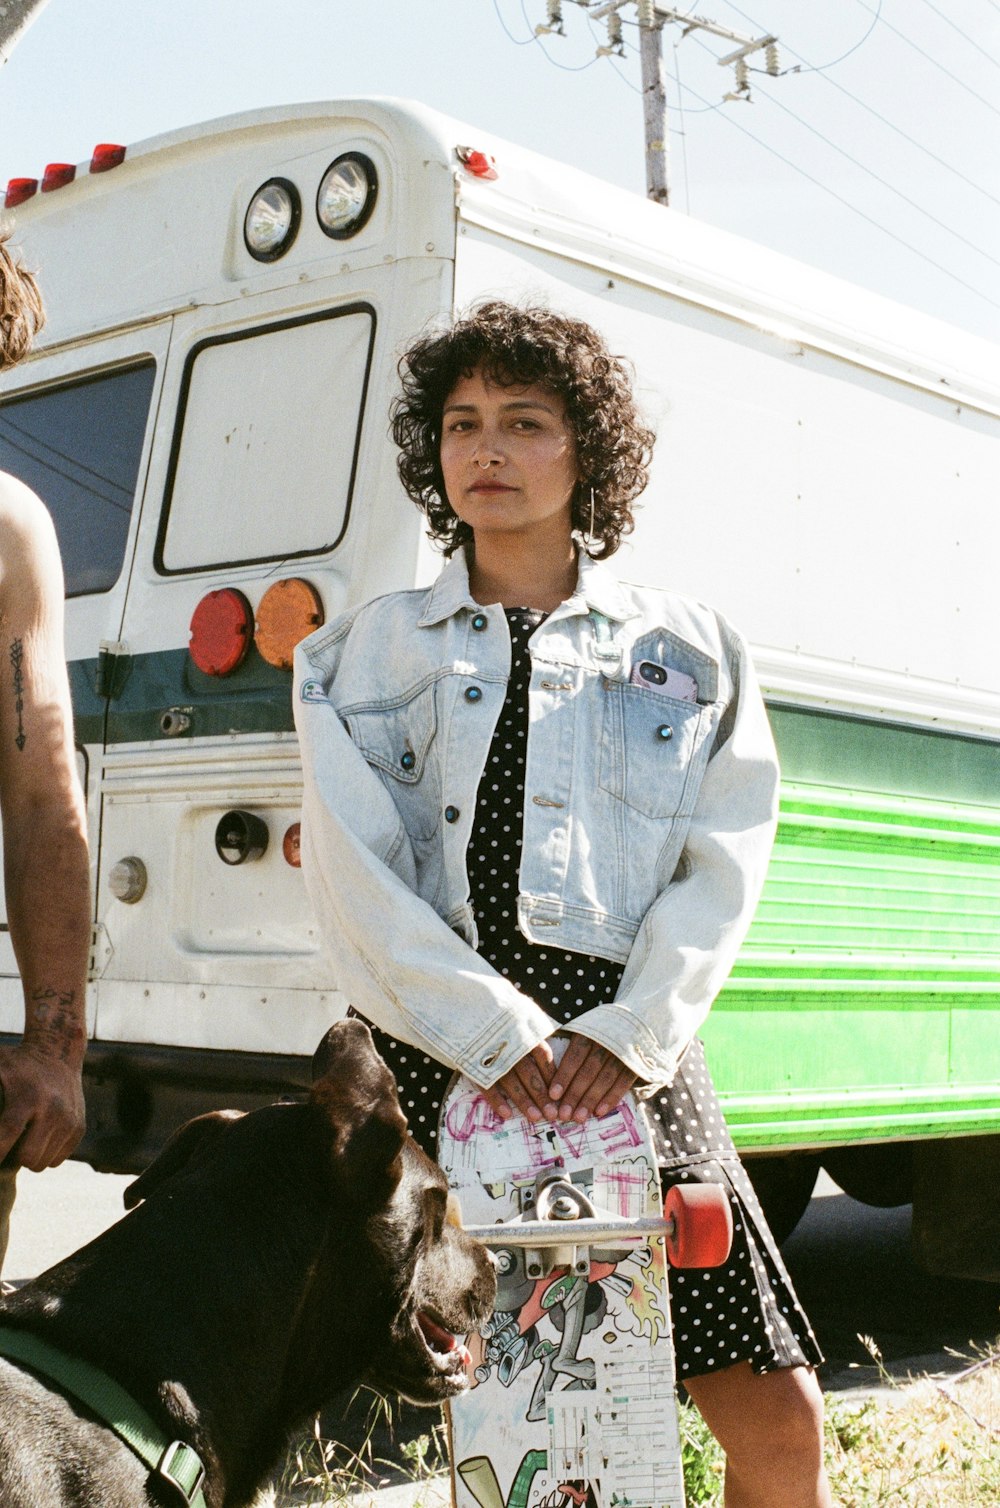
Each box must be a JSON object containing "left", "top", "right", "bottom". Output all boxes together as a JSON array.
[{"left": 439, "top": 1073, "right": 689, "bottom": 1508}]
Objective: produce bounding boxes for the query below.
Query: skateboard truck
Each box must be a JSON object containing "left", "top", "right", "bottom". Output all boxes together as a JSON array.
[
  {"left": 472, "top": 1169, "right": 650, "bottom": 1280},
  {"left": 465, "top": 1174, "right": 734, "bottom": 1274}
]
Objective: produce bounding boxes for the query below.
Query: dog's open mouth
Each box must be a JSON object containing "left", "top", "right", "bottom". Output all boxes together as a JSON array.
[{"left": 414, "top": 1308, "right": 472, "bottom": 1380}]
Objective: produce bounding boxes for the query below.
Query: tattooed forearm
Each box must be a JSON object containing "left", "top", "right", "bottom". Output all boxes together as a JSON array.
[
  {"left": 9, "top": 638, "right": 25, "bottom": 752},
  {"left": 28, "top": 987, "right": 83, "bottom": 1061}
]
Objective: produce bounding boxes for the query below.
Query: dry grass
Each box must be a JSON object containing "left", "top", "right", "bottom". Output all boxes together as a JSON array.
[
  {"left": 275, "top": 1344, "right": 1000, "bottom": 1507},
  {"left": 682, "top": 1339, "right": 1000, "bottom": 1507}
]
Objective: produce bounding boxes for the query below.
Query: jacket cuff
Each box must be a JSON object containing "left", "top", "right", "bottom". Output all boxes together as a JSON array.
[
  {"left": 559, "top": 1003, "right": 678, "bottom": 1091},
  {"left": 456, "top": 1004, "right": 560, "bottom": 1089}
]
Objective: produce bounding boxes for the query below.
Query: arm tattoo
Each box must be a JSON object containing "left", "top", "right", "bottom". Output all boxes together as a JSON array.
[
  {"left": 29, "top": 987, "right": 81, "bottom": 1061},
  {"left": 9, "top": 639, "right": 25, "bottom": 752}
]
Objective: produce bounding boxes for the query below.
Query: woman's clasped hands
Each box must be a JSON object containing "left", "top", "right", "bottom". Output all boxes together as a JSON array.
[{"left": 481, "top": 1035, "right": 638, "bottom": 1127}]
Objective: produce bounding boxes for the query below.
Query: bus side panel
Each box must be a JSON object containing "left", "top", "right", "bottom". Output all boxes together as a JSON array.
[{"left": 453, "top": 225, "right": 1000, "bottom": 1151}]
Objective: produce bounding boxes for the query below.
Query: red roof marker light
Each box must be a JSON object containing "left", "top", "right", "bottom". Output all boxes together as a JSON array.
[
  {"left": 5, "top": 178, "right": 38, "bottom": 209},
  {"left": 90, "top": 143, "right": 126, "bottom": 174},
  {"left": 456, "top": 146, "right": 498, "bottom": 181},
  {"left": 41, "top": 162, "right": 76, "bottom": 193}
]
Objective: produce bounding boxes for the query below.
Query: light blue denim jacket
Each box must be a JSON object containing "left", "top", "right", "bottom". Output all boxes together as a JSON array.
[{"left": 294, "top": 549, "right": 779, "bottom": 1093}]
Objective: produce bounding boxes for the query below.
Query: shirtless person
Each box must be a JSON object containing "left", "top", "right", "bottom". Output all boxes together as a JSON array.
[{"left": 0, "top": 231, "right": 90, "bottom": 1268}]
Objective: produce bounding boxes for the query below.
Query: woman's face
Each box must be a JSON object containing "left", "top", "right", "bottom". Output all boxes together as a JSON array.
[{"left": 439, "top": 368, "right": 579, "bottom": 547}]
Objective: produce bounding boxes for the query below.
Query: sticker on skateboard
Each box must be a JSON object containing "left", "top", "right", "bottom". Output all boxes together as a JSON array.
[{"left": 439, "top": 1071, "right": 732, "bottom": 1508}]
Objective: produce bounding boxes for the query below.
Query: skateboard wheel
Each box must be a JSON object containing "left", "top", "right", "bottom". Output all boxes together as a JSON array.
[{"left": 664, "top": 1183, "right": 734, "bottom": 1268}]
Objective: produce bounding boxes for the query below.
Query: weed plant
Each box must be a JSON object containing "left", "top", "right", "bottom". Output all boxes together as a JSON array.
[{"left": 275, "top": 1343, "right": 999, "bottom": 1507}]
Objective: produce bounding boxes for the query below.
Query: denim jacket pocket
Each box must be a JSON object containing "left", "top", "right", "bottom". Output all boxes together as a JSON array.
[
  {"left": 598, "top": 681, "right": 711, "bottom": 820},
  {"left": 341, "top": 680, "right": 440, "bottom": 841}
]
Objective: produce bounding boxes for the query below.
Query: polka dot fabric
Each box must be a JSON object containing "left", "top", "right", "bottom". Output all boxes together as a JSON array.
[{"left": 357, "top": 608, "right": 822, "bottom": 1380}]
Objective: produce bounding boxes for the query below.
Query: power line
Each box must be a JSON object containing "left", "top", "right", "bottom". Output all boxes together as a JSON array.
[
  {"left": 491, "top": 0, "right": 536, "bottom": 45},
  {"left": 778, "top": 0, "right": 885, "bottom": 73},
  {"left": 851, "top": 0, "right": 1000, "bottom": 120},
  {"left": 676, "top": 73, "right": 1000, "bottom": 316},
  {"left": 723, "top": 0, "right": 1000, "bottom": 212},
  {"left": 910, "top": 0, "right": 1000, "bottom": 73},
  {"left": 693, "top": 45, "right": 1000, "bottom": 274}
]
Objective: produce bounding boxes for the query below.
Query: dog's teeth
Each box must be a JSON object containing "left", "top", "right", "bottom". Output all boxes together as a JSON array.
[{"left": 416, "top": 1310, "right": 458, "bottom": 1355}]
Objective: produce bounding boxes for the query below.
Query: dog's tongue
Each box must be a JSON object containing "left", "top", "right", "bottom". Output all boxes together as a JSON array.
[{"left": 417, "top": 1311, "right": 472, "bottom": 1368}]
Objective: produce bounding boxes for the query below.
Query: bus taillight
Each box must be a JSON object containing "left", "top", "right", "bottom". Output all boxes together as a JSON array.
[
  {"left": 255, "top": 578, "right": 324, "bottom": 671},
  {"left": 188, "top": 588, "right": 254, "bottom": 676}
]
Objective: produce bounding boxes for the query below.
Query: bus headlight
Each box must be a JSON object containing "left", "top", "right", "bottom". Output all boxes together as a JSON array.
[
  {"left": 244, "top": 178, "right": 301, "bottom": 261},
  {"left": 316, "top": 153, "right": 377, "bottom": 239}
]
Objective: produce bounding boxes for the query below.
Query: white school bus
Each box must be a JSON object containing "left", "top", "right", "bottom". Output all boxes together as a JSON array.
[{"left": 1, "top": 99, "right": 997, "bottom": 1263}]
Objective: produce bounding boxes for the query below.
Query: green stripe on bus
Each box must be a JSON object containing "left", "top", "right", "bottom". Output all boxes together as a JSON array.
[
  {"left": 708, "top": 708, "right": 999, "bottom": 1147},
  {"left": 70, "top": 645, "right": 296, "bottom": 745}
]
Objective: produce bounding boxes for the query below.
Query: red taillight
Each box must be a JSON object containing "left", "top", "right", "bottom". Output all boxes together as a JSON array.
[
  {"left": 456, "top": 146, "right": 498, "bottom": 181},
  {"left": 41, "top": 162, "right": 76, "bottom": 193},
  {"left": 90, "top": 143, "right": 126, "bottom": 174},
  {"left": 255, "top": 578, "right": 324, "bottom": 671},
  {"left": 283, "top": 823, "right": 302, "bottom": 868},
  {"left": 5, "top": 178, "right": 38, "bottom": 209},
  {"left": 188, "top": 588, "right": 254, "bottom": 676}
]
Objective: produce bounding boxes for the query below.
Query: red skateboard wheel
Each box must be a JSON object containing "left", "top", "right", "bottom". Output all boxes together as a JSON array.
[{"left": 664, "top": 1183, "right": 734, "bottom": 1269}]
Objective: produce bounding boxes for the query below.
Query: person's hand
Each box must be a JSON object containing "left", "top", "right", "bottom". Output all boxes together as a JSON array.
[
  {"left": 482, "top": 1041, "right": 556, "bottom": 1124},
  {"left": 0, "top": 1044, "right": 85, "bottom": 1170},
  {"left": 546, "top": 1037, "right": 637, "bottom": 1125}
]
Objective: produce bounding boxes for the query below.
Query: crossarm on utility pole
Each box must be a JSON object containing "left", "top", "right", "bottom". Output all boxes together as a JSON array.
[{"left": 0, "top": 0, "right": 53, "bottom": 66}]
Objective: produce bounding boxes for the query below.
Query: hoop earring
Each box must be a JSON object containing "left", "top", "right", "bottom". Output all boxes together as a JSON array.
[{"left": 582, "top": 486, "right": 597, "bottom": 555}]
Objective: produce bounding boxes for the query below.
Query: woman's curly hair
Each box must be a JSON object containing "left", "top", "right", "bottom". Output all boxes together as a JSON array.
[
  {"left": 390, "top": 301, "right": 655, "bottom": 558},
  {"left": 0, "top": 232, "right": 44, "bottom": 372}
]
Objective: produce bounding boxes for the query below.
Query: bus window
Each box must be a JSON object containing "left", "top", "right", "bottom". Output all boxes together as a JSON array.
[
  {"left": 0, "top": 361, "right": 156, "bottom": 597},
  {"left": 156, "top": 304, "right": 375, "bottom": 575}
]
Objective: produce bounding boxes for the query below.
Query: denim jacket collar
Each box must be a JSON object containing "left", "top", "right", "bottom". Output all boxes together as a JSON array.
[{"left": 416, "top": 546, "right": 641, "bottom": 628}]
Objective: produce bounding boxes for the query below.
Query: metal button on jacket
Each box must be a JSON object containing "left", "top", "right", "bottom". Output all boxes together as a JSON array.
[
  {"left": 464, "top": 685, "right": 483, "bottom": 703},
  {"left": 400, "top": 750, "right": 416, "bottom": 770},
  {"left": 444, "top": 805, "right": 460, "bottom": 823},
  {"left": 471, "top": 613, "right": 488, "bottom": 631},
  {"left": 657, "top": 724, "right": 673, "bottom": 741}
]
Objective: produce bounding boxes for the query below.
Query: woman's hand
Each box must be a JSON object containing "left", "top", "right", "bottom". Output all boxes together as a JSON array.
[
  {"left": 482, "top": 1041, "right": 556, "bottom": 1123},
  {"left": 547, "top": 1037, "right": 638, "bottom": 1124},
  {"left": 482, "top": 1036, "right": 638, "bottom": 1126}
]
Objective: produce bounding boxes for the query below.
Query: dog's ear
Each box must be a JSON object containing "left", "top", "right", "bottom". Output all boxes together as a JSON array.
[
  {"left": 123, "top": 1109, "right": 245, "bottom": 1209},
  {"left": 310, "top": 1020, "right": 408, "bottom": 1209}
]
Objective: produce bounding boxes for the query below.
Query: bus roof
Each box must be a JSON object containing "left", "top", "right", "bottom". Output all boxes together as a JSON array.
[{"left": 5, "top": 95, "right": 998, "bottom": 412}]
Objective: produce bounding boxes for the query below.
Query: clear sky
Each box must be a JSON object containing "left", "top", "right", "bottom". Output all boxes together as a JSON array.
[{"left": 1, "top": 0, "right": 998, "bottom": 344}]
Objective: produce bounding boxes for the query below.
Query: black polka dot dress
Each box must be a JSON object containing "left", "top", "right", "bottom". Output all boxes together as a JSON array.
[{"left": 357, "top": 608, "right": 823, "bottom": 1381}]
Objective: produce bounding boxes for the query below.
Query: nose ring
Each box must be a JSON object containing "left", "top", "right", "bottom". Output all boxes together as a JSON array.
[{"left": 476, "top": 458, "right": 494, "bottom": 470}]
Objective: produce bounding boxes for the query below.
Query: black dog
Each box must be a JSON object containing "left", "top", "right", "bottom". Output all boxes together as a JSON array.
[{"left": 0, "top": 1020, "right": 496, "bottom": 1507}]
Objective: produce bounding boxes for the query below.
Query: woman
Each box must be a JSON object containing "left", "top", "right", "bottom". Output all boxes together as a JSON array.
[{"left": 295, "top": 302, "right": 831, "bottom": 1507}]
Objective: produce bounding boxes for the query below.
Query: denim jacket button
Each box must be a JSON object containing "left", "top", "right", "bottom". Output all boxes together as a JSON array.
[
  {"left": 400, "top": 750, "right": 415, "bottom": 770},
  {"left": 471, "top": 613, "right": 488, "bottom": 631},
  {"left": 656, "top": 724, "right": 674, "bottom": 741},
  {"left": 465, "top": 685, "right": 483, "bottom": 703},
  {"left": 444, "top": 805, "right": 460, "bottom": 823}
]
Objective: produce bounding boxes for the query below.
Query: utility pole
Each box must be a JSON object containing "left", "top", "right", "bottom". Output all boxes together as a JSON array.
[
  {"left": 542, "top": 2, "right": 779, "bottom": 208},
  {"left": 638, "top": 7, "right": 669, "bottom": 205},
  {"left": 0, "top": 0, "right": 53, "bottom": 67}
]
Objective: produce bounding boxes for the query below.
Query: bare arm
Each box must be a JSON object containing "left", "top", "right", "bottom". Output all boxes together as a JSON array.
[{"left": 0, "top": 475, "right": 89, "bottom": 1169}]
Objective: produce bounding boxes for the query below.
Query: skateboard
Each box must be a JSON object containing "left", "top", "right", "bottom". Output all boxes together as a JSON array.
[{"left": 438, "top": 1064, "right": 733, "bottom": 1508}]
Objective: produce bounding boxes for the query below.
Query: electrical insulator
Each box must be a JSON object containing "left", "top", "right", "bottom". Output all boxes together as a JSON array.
[
  {"left": 735, "top": 58, "right": 749, "bottom": 91},
  {"left": 638, "top": 0, "right": 656, "bottom": 26},
  {"left": 546, "top": 0, "right": 563, "bottom": 29},
  {"left": 765, "top": 41, "right": 780, "bottom": 75},
  {"left": 607, "top": 12, "right": 623, "bottom": 49}
]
